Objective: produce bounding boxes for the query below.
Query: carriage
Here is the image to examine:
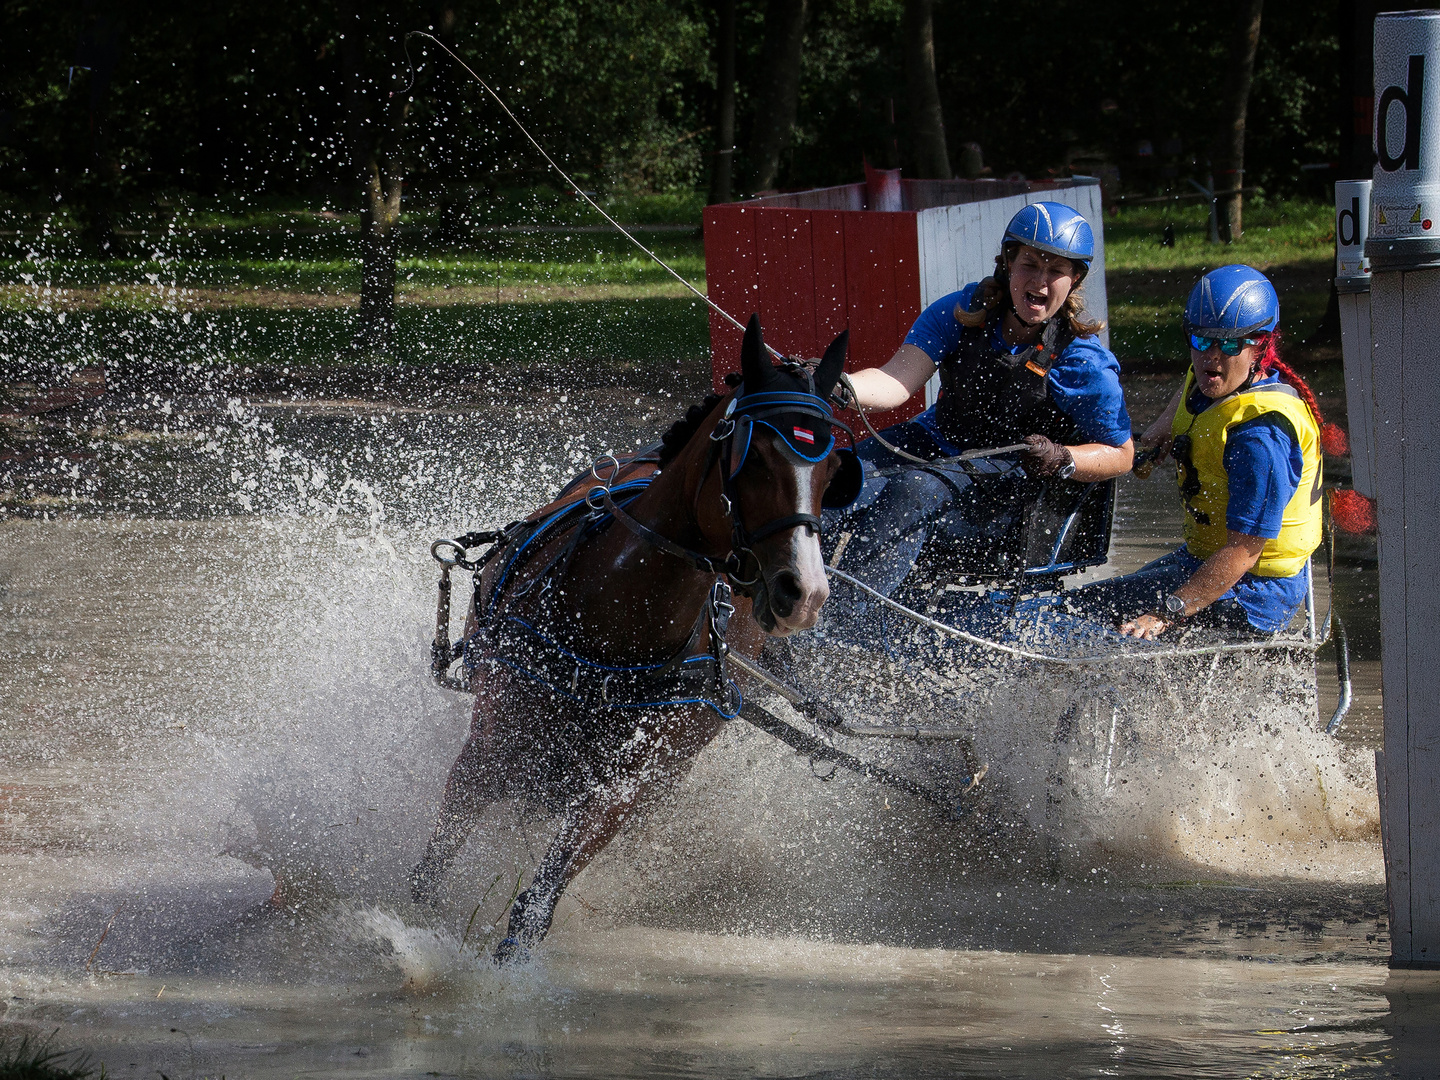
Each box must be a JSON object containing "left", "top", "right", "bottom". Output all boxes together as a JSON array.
[{"left": 415, "top": 178, "right": 1357, "bottom": 958}]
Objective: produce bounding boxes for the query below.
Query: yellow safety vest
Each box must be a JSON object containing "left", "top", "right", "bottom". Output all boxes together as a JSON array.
[{"left": 1171, "top": 370, "right": 1323, "bottom": 578}]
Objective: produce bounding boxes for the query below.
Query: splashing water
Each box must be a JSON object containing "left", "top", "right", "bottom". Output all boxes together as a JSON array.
[{"left": 0, "top": 353, "right": 1398, "bottom": 1075}]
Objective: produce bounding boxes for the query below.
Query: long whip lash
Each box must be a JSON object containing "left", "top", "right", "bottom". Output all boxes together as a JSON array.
[
  {"left": 403, "top": 34, "right": 1023, "bottom": 462},
  {"left": 401, "top": 31, "right": 778, "bottom": 356}
]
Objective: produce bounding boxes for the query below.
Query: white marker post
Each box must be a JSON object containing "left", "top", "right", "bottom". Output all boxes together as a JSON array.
[
  {"left": 1336, "top": 180, "right": 1375, "bottom": 497},
  {"left": 1368, "top": 10, "right": 1440, "bottom": 970}
]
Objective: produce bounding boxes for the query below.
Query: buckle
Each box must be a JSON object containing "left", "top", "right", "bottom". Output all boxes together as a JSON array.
[{"left": 710, "top": 417, "right": 736, "bottom": 442}]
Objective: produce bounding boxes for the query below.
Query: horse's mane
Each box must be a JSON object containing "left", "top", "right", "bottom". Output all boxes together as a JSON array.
[{"left": 657, "top": 372, "right": 742, "bottom": 465}]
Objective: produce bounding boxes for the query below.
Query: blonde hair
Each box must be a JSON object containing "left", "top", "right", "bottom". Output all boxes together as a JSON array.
[{"left": 953, "top": 249, "right": 1105, "bottom": 338}]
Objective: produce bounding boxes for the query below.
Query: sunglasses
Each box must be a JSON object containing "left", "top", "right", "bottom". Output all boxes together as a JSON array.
[{"left": 1189, "top": 333, "right": 1260, "bottom": 356}]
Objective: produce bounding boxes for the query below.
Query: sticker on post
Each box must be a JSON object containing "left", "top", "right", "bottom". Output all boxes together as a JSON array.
[{"left": 1373, "top": 204, "right": 1432, "bottom": 237}]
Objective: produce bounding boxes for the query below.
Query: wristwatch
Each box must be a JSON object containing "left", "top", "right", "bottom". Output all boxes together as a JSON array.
[
  {"left": 1164, "top": 594, "right": 1188, "bottom": 617},
  {"left": 1057, "top": 458, "right": 1077, "bottom": 480}
]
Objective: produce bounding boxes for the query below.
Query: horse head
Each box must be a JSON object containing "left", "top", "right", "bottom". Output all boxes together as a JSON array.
[{"left": 701, "top": 315, "right": 861, "bottom": 636}]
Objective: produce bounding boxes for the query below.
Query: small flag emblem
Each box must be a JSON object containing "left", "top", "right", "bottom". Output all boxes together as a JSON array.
[{"left": 793, "top": 427, "right": 815, "bottom": 444}]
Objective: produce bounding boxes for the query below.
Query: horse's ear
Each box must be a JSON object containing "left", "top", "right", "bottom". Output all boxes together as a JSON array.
[
  {"left": 813, "top": 329, "right": 849, "bottom": 399},
  {"left": 740, "top": 313, "right": 770, "bottom": 391}
]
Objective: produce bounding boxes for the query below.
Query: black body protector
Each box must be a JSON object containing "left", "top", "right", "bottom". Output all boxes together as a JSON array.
[
  {"left": 934, "top": 303, "right": 1079, "bottom": 452},
  {"left": 919, "top": 301, "right": 1114, "bottom": 579}
]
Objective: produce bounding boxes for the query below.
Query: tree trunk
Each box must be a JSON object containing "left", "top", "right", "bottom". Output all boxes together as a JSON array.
[
  {"left": 1219, "top": 0, "right": 1264, "bottom": 240},
  {"left": 902, "top": 0, "right": 951, "bottom": 179},
  {"left": 746, "top": 0, "right": 808, "bottom": 193},
  {"left": 709, "top": 0, "right": 738, "bottom": 204},
  {"left": 356, "top": 162, "right": 403, "bottom": 352},
  {"left": 341, "top": 0, "right": 408, "bottom": 354}
]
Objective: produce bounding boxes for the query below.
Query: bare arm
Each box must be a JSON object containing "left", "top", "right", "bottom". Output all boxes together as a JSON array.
[
  {"left": 845, "top": 343, "right": 936, "bottom": 411},
  {"left": 1120, "top": 530, "right": 1265, "bottom": 640},
  {"left": 849, "top": 343, "right": 1132, "bottom": 478},
  {"left": 1070, "top": 439, "right": 1134, "bottom": 482},
  {"left": 1141, "top": 384, "right": 1185, "bottom": 450}
]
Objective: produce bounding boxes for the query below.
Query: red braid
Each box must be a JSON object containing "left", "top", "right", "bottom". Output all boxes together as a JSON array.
[{"left": 1253, "top": 331, "right": 1349, "bottom": 456}]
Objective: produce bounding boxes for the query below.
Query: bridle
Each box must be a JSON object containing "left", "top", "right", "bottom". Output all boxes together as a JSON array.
[{"left": 599, "top": 369, "right": 853, "bottom": 596}]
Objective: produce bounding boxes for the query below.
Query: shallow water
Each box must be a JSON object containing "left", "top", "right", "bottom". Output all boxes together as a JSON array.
[{"left": 1, "top": 380, "right": 1433, "bottom": 1077}]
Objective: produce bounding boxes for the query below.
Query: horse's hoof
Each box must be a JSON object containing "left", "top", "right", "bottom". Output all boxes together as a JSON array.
[
  {"left": 408, "top": 864, "right": 440, "bottom": 906},
  {"left": 491, "top": 936, "right": 530, "bottom": 965}
]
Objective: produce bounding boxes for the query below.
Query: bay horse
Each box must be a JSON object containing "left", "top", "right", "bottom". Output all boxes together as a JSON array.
[{"left": 410, "top": 316, "right": 860, "bottom": 961}]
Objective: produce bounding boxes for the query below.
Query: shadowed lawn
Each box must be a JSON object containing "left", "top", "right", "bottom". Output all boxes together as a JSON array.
[
  {"left": 1, "top": 193, "right": 1336, "bottom": 376},
  {"left": 1104, "top": 199, "right": 1333, "bottom": 363},
  {"left": 0, "top": 231, "right": 706, "bottom": 299},
  {"left": 0, "top": 295, "right": 714, "bottom": 372}
]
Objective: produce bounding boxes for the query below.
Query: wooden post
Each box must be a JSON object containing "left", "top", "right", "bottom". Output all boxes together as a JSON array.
[
  {"left": 1336, "top": 179, "right": 1375, "bottom": 496},
  {"left": 1368, "top": 10, "right": 1440, "bottom": 970}
]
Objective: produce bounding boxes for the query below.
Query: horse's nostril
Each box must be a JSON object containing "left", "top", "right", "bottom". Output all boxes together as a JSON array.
[{"left": 769, "top": 570, "right": 803, "bottom": 617}]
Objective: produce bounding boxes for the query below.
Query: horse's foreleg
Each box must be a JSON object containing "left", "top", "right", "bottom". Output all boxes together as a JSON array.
[
  {"left": 410, "top": 728, "right": 500, "bottom": 904},
  {"left": 493, "top": 780, "right": 639, "bottom": 961}
]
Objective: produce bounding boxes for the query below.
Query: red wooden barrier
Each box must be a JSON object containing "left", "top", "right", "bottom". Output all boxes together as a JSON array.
[{"left": 703, "top": 203, "right": 923, "bottom": 431}]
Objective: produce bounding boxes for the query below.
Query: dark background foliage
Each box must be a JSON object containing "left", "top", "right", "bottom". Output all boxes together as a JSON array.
[{"left": 0, "top": 0, "right": 1343, "bottom": 212}]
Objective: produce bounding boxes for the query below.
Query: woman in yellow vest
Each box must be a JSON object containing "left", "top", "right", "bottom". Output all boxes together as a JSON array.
[{"left": 1068, "top": 265, "right": 1342, "bottom": 639}]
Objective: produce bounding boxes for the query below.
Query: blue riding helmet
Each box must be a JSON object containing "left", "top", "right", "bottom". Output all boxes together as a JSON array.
[
  {"left": 1183, "top": 265, "right": 1280, "bottom": 337},
  {"left": 1003, "top": 202, "right": 1095, "bottom": 278}
]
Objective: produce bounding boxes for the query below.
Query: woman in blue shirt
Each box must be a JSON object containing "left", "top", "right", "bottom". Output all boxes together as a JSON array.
[{"left": 828, "top": 201, "right": 1134, "bottom": 596}]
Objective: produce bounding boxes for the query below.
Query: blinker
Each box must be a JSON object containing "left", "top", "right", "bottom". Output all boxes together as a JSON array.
[{"left": 822, "top": 448, "right": 864, "bottom": 509}]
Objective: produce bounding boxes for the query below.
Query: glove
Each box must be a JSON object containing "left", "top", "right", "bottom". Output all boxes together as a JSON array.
[
  {"left": 1021, "top": 434, "right": 1074, "bottom": 478},
  {"left": 829, "top": 373, "right": 856, "bottom": 411},
  {"left": 1131, "top": 438, "right": 1171, "bottom": 479}
]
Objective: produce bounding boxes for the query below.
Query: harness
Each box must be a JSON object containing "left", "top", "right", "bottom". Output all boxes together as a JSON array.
[{"left": 430, "top": 369, "right": 854, "bottom": 718}]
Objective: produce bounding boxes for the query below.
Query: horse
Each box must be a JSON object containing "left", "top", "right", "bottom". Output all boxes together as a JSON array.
[{"left": 409, "top": 315, "right": 861, "bottom": 961}]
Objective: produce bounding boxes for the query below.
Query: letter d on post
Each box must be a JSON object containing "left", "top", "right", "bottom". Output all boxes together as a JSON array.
[
  {"left": 1378, "top": 55, "right": 1424, "bottom": 173},
  {"left": 1370, "top": 12, "right": 1440, "bottom": 270}
]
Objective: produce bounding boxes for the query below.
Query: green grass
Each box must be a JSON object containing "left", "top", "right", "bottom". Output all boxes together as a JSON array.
[
  {"left": 1102, "top": 198, "right": 1334, "bottom": 363},
  {"left": 0, "top": 295, "right": 712, "bottom": 370},
  {"left": 1104, "top": 197, "right": 1334, "bottom": 272},
  {"left": 1, "top": 232, "right": 705, "bottom": 296},
  {"left": 0, "top": 188, "right": 706, "bottom": 237},
  {"left": 0, "top": 191, "right": 1338, "bottom": 372}
]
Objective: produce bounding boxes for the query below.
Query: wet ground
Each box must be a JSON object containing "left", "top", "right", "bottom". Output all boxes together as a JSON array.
[{"left": 1, "top": 359, "right": 1433, "bottom": 1078}]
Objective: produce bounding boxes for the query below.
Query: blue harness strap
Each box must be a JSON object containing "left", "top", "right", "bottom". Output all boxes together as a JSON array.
[
  {"left": 466, "top": 586, "right": 742, "bottom": 719},
  {"left": 474, "top": 615, "right": 742, "bottom": 719},
  {"left": 467, "top": 470, "right": 742, "bottom": 718},
  {"left": 490, "top": 477, "right": 653, "bottom": 606}
]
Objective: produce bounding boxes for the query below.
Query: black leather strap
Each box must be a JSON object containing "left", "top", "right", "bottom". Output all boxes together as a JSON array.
[
  {"left": 746, "top": 512, "right": 821, "bottom": 544},
  {"left": 602, "top": 488, "right": 739, "bottom": 576}
]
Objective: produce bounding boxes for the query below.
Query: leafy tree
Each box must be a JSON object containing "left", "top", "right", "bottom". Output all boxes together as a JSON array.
[
  {"left": 747, "top": 0, "right": 809, "bottom": 191},
  {"left": 1217, "top": 0, "right": 1265, "bottom": 239},
  {"left": 0, "top": 0, "right": 1345, "bottom": 227}
]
